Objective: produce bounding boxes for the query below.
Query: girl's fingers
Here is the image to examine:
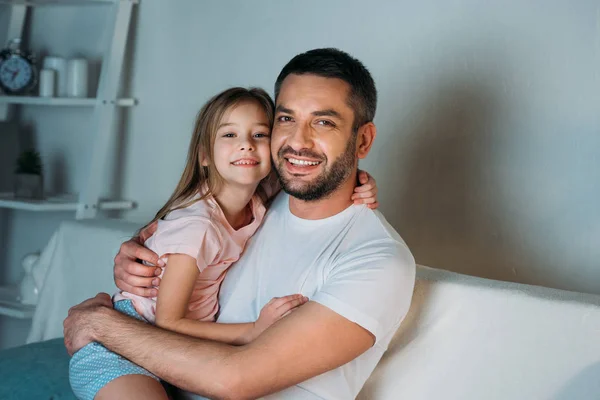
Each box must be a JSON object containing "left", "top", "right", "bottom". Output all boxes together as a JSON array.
[
  {"left": 354, "top": 197, "right": 376, "bottom": 205},
  {"left": 358, "top": 171, "right": 369, "bottom": 184},
  {"left": 351, "top": 189, "right": 378, "bottom": 200},
  {"left": 353, "top": 182, "right": 374, "bottom": 193},
  {"left": 265, "top": 297, "right": 278, "bottom": 306},
  {"left": 275, "top": 297, "right": 308, "bottom": 317},
  {"left": 282, "top": 308, "right": 299, "bottom": 318},
  {"left": 367, "top": 201, "right": 380, "bottom": 209},
  {"left": 270, "top": 294, "right": 305, "bottom": 309}
]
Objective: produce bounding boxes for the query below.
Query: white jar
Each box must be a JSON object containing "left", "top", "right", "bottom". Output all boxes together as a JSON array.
[
  {"left": 67, "top": 58, "right": 89, "bottom": 98},
  {"left": 38, "top": 69, "right": 55, "bottom": 97},
  {"left": 42, "top": 56, "right": 67, "bottom": 97}
]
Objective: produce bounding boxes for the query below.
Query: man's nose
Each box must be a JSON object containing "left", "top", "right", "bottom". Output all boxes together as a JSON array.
[{"left": 287, "top": 124, "right": 313, "bottom": 150}]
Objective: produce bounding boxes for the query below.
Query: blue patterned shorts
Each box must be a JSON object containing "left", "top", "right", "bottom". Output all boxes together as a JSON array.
[{"left": 69, "top": 299, "right": 159, "bottom": 400}]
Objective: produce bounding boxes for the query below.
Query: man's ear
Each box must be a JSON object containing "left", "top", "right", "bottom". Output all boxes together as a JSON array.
[{"left": 356, "top": 122, "right": 376, "bottom": 159}]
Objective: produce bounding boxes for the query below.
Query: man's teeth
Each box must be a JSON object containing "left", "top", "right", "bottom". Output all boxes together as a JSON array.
[
  {"left": 232, "top": 160, "right": 258, "bottom": 165},
  {"left": 288, "top": 158, "right": 320, "bottom": 166}
]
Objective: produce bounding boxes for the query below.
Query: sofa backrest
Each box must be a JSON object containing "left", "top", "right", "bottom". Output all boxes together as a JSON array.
[{"left": 358, "top": 266, "right": 600, "bottom": 400}]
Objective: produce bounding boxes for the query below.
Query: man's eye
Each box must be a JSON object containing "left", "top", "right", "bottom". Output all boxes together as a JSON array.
[
  {"left": 316, "top": 120, "right": 335, "bottom": 127},
  {"left": 277, "top": 116, "right": 293, "bottom": 123}
]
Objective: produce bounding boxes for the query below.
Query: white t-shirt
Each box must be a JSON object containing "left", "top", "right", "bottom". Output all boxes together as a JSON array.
[{"left": 185, "top": 193, "right": 415, "bottom": 400}]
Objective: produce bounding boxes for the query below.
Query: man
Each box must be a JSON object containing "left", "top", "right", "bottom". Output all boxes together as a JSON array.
[{"left": 64, "top": 48, "right": 416, "bottom": 399}]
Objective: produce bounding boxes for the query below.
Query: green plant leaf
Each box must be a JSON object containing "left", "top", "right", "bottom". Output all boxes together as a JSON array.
[{"left": 15, "top": 149, "right": 43, "bottom": 175}]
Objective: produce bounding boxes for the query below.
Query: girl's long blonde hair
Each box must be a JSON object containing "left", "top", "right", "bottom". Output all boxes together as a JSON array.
[{"left": 145, "top": 87, "right": 275, "bottom": 229}]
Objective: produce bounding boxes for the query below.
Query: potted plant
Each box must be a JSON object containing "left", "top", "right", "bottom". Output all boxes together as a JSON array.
[{"left": 14, "top": 149, "right": 44, "bottom": 199}]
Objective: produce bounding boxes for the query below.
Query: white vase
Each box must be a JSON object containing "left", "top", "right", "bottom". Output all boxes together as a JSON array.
[{"left": 19, "top": 252, "right": 40, "bottom": 305}]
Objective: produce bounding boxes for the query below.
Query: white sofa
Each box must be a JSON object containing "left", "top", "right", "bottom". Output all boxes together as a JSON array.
[{"left": 27, "top": 219, "right": 600, "bottom": 399}]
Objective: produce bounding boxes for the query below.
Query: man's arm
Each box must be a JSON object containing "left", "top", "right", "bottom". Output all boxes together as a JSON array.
[{"left": 65, "top": 297, "right": 373, "bottom": 400}]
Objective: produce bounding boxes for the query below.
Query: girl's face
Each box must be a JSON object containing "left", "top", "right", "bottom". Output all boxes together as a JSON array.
[{"left": 209, "top": 101, "right": 272, "bottom": 188}]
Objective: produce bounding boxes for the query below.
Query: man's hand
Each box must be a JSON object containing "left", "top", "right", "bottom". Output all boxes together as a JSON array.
[
  {"left": 113, "top": 222, "right": 164, "bottom": 298},
  {"left": 63, "top": 293, "right": 113, "bottom": 355}
]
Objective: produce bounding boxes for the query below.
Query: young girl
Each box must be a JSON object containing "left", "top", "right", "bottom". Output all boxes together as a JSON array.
[{"left": 68, "top": 87, "right": 379, "bottom": 400}]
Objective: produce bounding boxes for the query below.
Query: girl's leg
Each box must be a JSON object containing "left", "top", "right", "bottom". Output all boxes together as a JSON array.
[
  {"left": 95, "top": 374, "right": 169, "bottom": 400},
  {"left": 70, "top": 300, "right": 166, "bottom": 399}
]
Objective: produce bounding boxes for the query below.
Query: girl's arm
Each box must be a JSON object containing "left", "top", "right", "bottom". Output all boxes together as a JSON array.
[
  {"left": 155, "top": 254, "right": 307, "bottom": 345},
  {"left": 260, "top": 169, "right": 380, "bottom": 209}
]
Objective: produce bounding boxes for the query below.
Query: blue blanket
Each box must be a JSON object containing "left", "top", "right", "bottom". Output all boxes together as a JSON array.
[
  {"left": 0, "top": 338, "right": 76, "bottom": 400},
  {"left": 0, "top": 339, "right": 180, "bottom": 399}
]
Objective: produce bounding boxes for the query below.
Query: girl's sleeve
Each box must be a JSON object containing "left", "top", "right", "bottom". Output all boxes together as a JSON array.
[{"left": 152, "top": 216, "right": 221, "bottom": 273}]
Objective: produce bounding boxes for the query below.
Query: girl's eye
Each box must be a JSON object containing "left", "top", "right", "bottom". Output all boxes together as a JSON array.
[
  {"left": 254, "top": 133, "right": 270, "bottom": 139},
  {"left": 223, "top": 133, "right": 235, "bottom": 138},
  {"left": 277, "top": 116, "right": 293, "bottom": 123}
]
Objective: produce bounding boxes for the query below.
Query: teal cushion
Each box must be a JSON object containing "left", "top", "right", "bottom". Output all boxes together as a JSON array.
[{"left": 0, "top": 338, "right": 75, "bottom": 400}]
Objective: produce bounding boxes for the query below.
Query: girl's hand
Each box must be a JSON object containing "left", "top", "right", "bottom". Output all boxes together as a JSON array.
[
  {"left": 352, "top": 170, "right": 379, "bottom": 209},
  {"left": 250, "top": 294, "right": 308, "bottom": 341}
]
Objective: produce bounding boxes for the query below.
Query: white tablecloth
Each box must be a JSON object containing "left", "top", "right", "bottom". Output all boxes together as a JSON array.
[{"left": 27, "top": 219, "right": 139, "bottom": 343}]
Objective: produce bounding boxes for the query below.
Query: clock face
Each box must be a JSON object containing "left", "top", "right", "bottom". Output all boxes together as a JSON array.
[{"left": 0, "top": 56, "right": 34, "bottom": 93}]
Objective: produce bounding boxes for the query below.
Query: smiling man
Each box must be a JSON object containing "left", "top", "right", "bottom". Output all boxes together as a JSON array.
[
  {"left": 64, "top": 48, "right": 416, "bottom": 399},
  {"left": 273, "top": 74, "right": 362, "bottom": 203}
]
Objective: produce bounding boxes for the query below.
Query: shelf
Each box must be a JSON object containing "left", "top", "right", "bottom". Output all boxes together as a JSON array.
[
  {"left": 0, "top": 286, "right": 35, "bottom": 319},
  {"left": 0, "top": 96, "right": 136, "bottom": 107},
  {"left": 0, "top": 0, "right": 138, "bottom": 5},
  {"left": 0, "top": 193, "right": 135, "bottom": 212}
]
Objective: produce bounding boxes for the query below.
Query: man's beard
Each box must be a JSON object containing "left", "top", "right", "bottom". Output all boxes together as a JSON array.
[{"left": 274, "top": 135, "right": 357, "bottom": 201}]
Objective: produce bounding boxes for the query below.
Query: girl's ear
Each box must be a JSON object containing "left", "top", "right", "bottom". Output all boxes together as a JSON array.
[{"left": 200, "top": 152, "right": 209, "bottom": 167}]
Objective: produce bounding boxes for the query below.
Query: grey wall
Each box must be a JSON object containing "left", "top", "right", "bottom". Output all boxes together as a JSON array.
[
  {"left": 121, "top": 0, "right": 600, "bottom": 294},
  {"left": 0, "top": 0, "right": 599, "bottom": 348}
]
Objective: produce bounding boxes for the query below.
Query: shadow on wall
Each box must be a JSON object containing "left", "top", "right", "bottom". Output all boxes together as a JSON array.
[
  {"left": 552, "top": 362, "right": 600, "bottom": 400},
  {"left": 383, "top": 77, "right": 532, "bottom": 284},
  {"left": 0, "top": 121, "right": 19, "bottom": 193},
  {"left": 0, "top": 121, "right": 20, "bottom": 283}
]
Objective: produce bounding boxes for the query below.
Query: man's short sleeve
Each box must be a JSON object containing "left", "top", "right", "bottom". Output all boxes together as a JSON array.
[
  {"left": 152, "top": 217, "right": 221, "bottom": 273},
  {"left": 310, "top": 240, "right": 415, "bottom": 344}
]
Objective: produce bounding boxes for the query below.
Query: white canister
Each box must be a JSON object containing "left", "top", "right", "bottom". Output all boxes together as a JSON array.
[
  {"left": 67, "top": 58, "right": 89, "bottom": 98},
  {"left": 42, "top": 56, "right": 68, "bottom": 97},
  {"left": 38, "top": 69, "right": 55, "bottom": 97}
]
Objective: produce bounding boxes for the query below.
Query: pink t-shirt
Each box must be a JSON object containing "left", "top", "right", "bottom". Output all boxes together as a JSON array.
[{"left": 114, "top": 191, "right": 266, "bottom": 323}]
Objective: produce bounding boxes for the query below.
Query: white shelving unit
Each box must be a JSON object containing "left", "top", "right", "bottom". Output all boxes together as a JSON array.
[
  {"left": 0, "top": 286, "right": 35, "bottom": 319},
  {"left": 0, "top": 0, "right": 136, "bottom": 6},
  {"left": 0, "top": 0, "right": 139, "bottom": 319},
  {"left": 0, "top": 95, "right": 136, "bottom": 106},
  {"left": 0, "top": 192, "right": 134, "bottom": 212}
]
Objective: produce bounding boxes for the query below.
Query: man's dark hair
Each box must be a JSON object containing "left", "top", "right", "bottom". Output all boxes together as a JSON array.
[{"left": 274, "top": 48, "right": 377, "bottom": 132}]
